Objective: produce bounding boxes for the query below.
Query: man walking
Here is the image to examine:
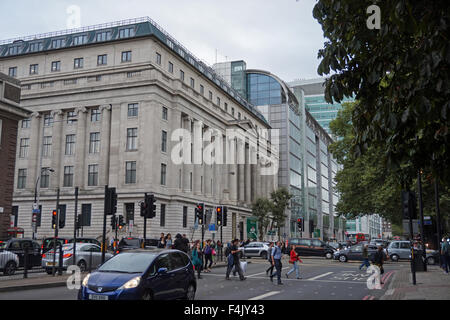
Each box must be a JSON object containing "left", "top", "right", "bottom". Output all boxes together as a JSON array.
[
  {"left": 270, "top": 241, "right": 283, "bottom": 285},
  {"left": 359, "top": 244, "right": 370, "bottom": 271},
  {"left": 441, "top": 236, "right": 449, "bottom": 274},
  {"left": 226, "top": 239, "right": 246, "bottom": 281},
  {"left": 266, "top": 242, "right": 274, "bottom": 277}
]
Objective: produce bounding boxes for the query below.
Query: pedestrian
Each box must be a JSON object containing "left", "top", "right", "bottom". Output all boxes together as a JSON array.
[
  {"left": 373, "top": 245, "right": 385, "bottom": 284},
  {"left": 182, "top": 234, "right": 190, "bottom": 253},
  {"left": 440, "top": 236, "right": 449, "bottom": 274},
  {"left": 191, "top": 242, "right": 203, "bottom": 279},
  {"left": 226, "top": 239, "right": 246, "bottom": 281},
  {"left": 359, "top": 244, "right": 370, "bottom": 271},
  {"left": 165, "top": 234, "right": 173, "bottom": 249},
  {"left": 158, "top": 233, "right": 165, "bottom": 248},
  {"left": 270, "top": 241, "right": 283, "bottom": 285},
  {"left": 174, "top": 234, "right": 184, "bottom": 251},
  {"left": 266, "top": 242, "right": 274, "bottom": 277},
  {"left": 204, "top": 240, "right": 213, "bottom": 272},
  {"left": 286, "top": 246, "right": 303, "bottom": 279},
  {"left": 216, "top": 240, "right": 223, "bottom": 261}
]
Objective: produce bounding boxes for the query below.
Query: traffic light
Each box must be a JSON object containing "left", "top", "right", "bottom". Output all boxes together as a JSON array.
[
  {"left": 118, "top": 216, "right": 125, "bottom": 230},
  {"left": 402, "top": 190, "right": 417, "bottom": 219},
  {"left": 196, "top": 203, "right": 204, "bottom": 225},
  {"left": 223, "top": 206, "right": 228, "bottom": 227},
  {"left": 110, "top": 216, "right": 117, "bottom": 230},
  {"left": 51, "top": 210, "right": 58, "bottom": 229},
  {"left": 140, "top": 201, "right": 147, "bottom": 217},
  {"left": 59, "top": 209, "right": 66, "bottom": 229},
  {"left": 148, "top": 195, "right": 156, "bottom": 219},
  {"left": 76, "top": 214, "right": 82, "bottom": 230},
  {"left": 105, "top": 187, "right": 118, "bottom": 215},
  {"left": 216, "top": 206, "right": 223, "bottom": 226},
  {"left": 297, "top": 218, "right": 303, "bottom": 231}
]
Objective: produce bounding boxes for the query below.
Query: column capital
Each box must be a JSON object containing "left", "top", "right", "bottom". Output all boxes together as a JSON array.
[
  {"left": 100, "top": 104, "right": 112, "bottom": 112},
  {"left": 51, "top": 110, "right": 63, "bottom": 118},
  {"left": 31, "top": 112, "right": 41, "bottom": 119},
  {"left": 75, "top": 106, "right": 88, "bottom": 114}
]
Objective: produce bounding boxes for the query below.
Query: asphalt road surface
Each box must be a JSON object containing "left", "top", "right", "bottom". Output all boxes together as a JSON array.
[{"left": 0, "top": 257, "right": 406, "bottom": 300}]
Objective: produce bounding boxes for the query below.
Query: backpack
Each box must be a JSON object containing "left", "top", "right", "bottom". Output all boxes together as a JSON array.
[
  {"left": 204, "top": 245, "right": 212, "bottom": 255},
  {"left": 443, "top": 242, "right": 450, "bottom": 255},
  {"left": 225, "top": 246, "right": 231, "bottom": 257}
]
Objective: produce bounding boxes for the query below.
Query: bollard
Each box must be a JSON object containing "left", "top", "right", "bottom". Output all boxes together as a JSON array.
[
  {"left": 23, "top": 246, "right": 29, "bottom": 279},
  {"left": 58, "top": 244, "right": 63, "bottom": 276}
]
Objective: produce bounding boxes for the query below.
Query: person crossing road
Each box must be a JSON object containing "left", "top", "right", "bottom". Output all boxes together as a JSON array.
[
  {"left": 226, "top": 239, "right": 246, "bottom": 281},
  {"left": 270, "top": 241, "right": 283, "bottom": 285}
]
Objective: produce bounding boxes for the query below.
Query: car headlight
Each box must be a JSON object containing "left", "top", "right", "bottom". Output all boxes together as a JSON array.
[
  {"left": 82, "top": 274, "right": 91, "bottom": 287},
  {"left": 119, "top": 276, "right": 141, "bottom": 290}
]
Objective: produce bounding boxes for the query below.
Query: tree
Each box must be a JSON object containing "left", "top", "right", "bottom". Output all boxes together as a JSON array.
[
  {"left": 251, "top": 198, "right": 273, "bottom": 241},
  {"left": 270, "top": 188, "right": 293, "bottom": 241},
  {"left": 313, "top": 0, "right": 450, "bottom": 188}
]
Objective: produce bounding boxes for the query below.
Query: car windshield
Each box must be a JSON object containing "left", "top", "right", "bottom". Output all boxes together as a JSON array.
[
  {"left": 120, "top": 239, "right": 140, "bottom": 247},
  {"left": 98, "top": 253, "right": 157, "bottom": 273}
]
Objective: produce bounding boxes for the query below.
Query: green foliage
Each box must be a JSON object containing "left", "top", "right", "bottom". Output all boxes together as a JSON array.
[
  {"left": 271, "top": 188, "right": 293, "bottom": 240},
  {"left": 251, "top": 198, "right": 273, "bottom": 241},
  {"left": 314, "top": 0, "right": 450, "bottom": 187}
]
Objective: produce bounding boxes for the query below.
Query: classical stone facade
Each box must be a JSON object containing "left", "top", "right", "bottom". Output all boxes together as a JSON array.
[{"left": 0, "top": 18, "right": 277, "bottom": 242}]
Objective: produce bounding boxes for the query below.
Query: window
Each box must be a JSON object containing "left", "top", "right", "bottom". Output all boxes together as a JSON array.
[
  {"left": 119, "top": 27, "right": 134, "bottom": 38},
  {"left": 217, "top": 97, "right": 221, "bottom": 107},
  {"left": 65, "top": 134, "right": 76, "bottom": 155},
  {"left": 125, "top": 161, "right": 137, "bottom": 184},
  {"left": 168, "top": 61, "right": 173, "bottom": 73},
  {"left": 96, "top": 31, "right": 111, "bottom": 42},
  {"left": 72, "top": 35, "right": 87, "bottom": 46},
  {"left": 74, "top": 58, "right": 84, "bottom": 69},
  {"left": 156, "top": 52, "right": 161, "bottom": 65},
  {"left": 209, "top": 91, "right": 213, "bottom": 100},
  {"left": 17, "top": 169, "right": 27, "bottom": 189},
  {"left": 41, "top": 168, "right": 50, "bottom": 188},
  {"left": 67, "top": 111, "right": 77, "bottom": 124},
  {"left": 190, "top": 78, "right": 195, "bottom": 88},
  {"left": 224, "top": 103, "right": 228, "bottom": 112},
  {"left": 189, "top": 172, "right": 193, "bottom": 190},
  {"left": 183, "top": 206, "right": 188, "bottom": 228},
  {"left": 127, "top": 128, "right": 138, "bottom": 151},
  {"left": 88, "top": 165, "right": 99, "bottom": 186},
  {"left": 89, "top": 133, "right": 100, "bottom": 154},
  {"left": 161, "top": 164, "right": 167, "bottom": 186},
  {"left": 200, "top": 85, "right": 204, "bottom": 95},
  {"left": 180, "top": 70, "right": 185, "bottom": 82},
  {"left": 91, "top": 108, "right": 101, "bottom": 122},
  {"left": 81, "top": 204, "right": 92, "bottom": 227},
  {"left": 128, "top": 103, "right": 139, "bottom": 117},
  {"left": 29, "top": 42, "right": 43, "bottom": 52},
  {"left": 64, "top": 166, "right": 74, "bottom": 187},
  {"left": 30, "top": 64, "right": 38, "bottom": 75},
  {"left": 238, "top": 112, "right": 241, "bottom": 120},
  {"left": 231, "top": 108, "right": 235, "bottom": 116},
  {"left": 51, "top": 61, "right": 61, "bottom": 72},
  {"left": 121, "top": 51, "right": 132, "bottom": 62},
  {"left": 52, "top": 38, "right": 66, "bottom": 49},
  {"left": 97, "top": 54, "right": 107, "bottom": 66},
  {"left": 21, "top": 118, "right": 31, "bottom": 129},
  {"left": 161, "top": 131, "right": 167, "bottom": 153},
  {"left": 42, "top": 136, "right": 52, "bottom": 158},
  {"left": 159, "top": 204, "right": 166, "bottom": 227},
  {"left": 8, "top": 67, "right": 17, "bottom": 77},
  {"left": 19, "top": 138, "right": 29, "bottom": 158},
  {"left": 162, "top": 106, "right": 168, "bottom": 120}
]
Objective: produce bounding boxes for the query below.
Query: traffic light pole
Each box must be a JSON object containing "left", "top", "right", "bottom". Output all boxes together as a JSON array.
[
  {"left": 417, "top": 172, "right": 427, "bottom": 271},
  {"left": 143, "top": 193, "right": 148, "bottom": 246},
  {"left": 102, "top": 185, "right": 108, "bottom": 264},
  {"left": 52, "top": 188, "right": 60, "bottom": 276},
  {"left": 73, "top": 187, "right": 79, "bottom": 267}
]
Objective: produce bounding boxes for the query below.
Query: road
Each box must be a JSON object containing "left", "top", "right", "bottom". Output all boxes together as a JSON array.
[{"left": 0, "top": 257, "right": 406, "bottom": 300}]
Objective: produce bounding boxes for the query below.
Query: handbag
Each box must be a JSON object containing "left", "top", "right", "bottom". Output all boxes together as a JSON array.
[{"left": 212, "top": 249, "right": 216, "bottom": 256}]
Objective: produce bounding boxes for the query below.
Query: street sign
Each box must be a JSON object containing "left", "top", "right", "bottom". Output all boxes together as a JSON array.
[
  {"left": 129, "top": 220, "right": 134, "bottom": 233},
  {"left": 209, "top": 224, "right": 216, "bottom": 232}
]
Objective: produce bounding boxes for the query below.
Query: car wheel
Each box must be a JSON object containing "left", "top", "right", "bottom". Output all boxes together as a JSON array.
[
  {"left": 3, "top": 261, "right": 17, "bottom": 276},
  {"left": 46, "top": 268, "right": 53, "bottom": 275},
  {"left": 339, "top": 255, "right": 347, "bottom": 262},
  {"left": 325, "top": 252, "right": 333, "bottom": 259},
  {"left": 260, "top": 252, "right": 268, "bottom": 259},
  {"left": 426, "top": 256, "right": 435, "bottom": 265},
  {"left": 78, "top": 260, "right": 87, "bottom": 272},
  {"left": 185, "top": 283, "right": 196, "bottom": 300},
  {"left": 142, "top": 290, "right": 154, "bottom": 301},
  {"left": 390, "top": 254, "right": 399, "bottom": 262}
]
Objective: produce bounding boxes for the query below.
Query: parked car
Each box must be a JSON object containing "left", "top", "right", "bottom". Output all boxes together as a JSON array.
[
  {"left": 42, "top": 243, "right": 113, "bottom": 274},
  {"left": 240, "top": 242, "right": 270, "bottom": 259},
  {"left": 334, "top": 244, "right": 380, "bottom": 262},
  {"left": 425, "top": 249, "right": 439, "bottom": 265},
  {"left": 0, "top": 238, "right": 42, "bottom": 268},
  {"left": 78, "top": 249, "right": 197, "bottom": 300},
  {"left": 117, "top": 238, "right": 143, "bottom": 253},
  {"left": 327, "top": 242, "right": 347, "bottom": 251},
  {"left": 387, "top": 241, "right": 412, "bottom": 261},
  {"left": 0, "top": 250, "right": 19, "bottom": 276},
  {"left": 370, "top": 239, "right": 384, "bottom": 246},
  {"left": 287, "top": 238, "right": 335, "bottom": 259},
  {"left": 41, "top": 237, "right": 70, "bottom": 254},
  {"left": 68, "top": 238, "right": 101, "bottom": 247}
]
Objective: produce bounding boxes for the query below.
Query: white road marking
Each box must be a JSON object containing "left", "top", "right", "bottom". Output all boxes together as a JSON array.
[
  {"left": 307, "top": 272, "right": 334, "bottom": 281},
  {"left": 249, "top": 291, "right": 281, "bottom": 301}
]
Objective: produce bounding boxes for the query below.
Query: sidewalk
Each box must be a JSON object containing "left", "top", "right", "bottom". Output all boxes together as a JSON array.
[
  {"left": 0, "top": 261, "right": 229, "bottom": 293},
  {"left": 381, "top": 265, "right": 450, "bottom": 300}
]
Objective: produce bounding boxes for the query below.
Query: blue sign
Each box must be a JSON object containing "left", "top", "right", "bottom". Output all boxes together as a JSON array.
[{"left": 209, "top": 224, "right": 216, "bottom": 232}]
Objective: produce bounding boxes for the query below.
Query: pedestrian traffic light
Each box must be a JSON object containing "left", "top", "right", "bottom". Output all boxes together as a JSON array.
[
  {"left": 402, "top": 190, "right": 417, "bottom": 219},
  {"left": 144, "top": 194, "right": 156, "bottom": 219},
  {"left": 111, "top": 188, "right": 118, "bottom": 215},
  {"left": 51, "top": 210, "right": 57, "bottom": 229},
  {"left": 59, "top": 208, "right": 66, "bottom": 229},
  {"left": 216, "top": 206, "right": 223, "bottom": 226},
  {"left": 118, "top": 216, "right": 125, "bottom": 229},
  {"left": 110, "top": 216, "right": 117, "bottom": 230},
  {"left": 297, "top": 218, "right": 303, "bottom": 231},
  {"left": 76, "top": 214, "right": 82, "bottom": 230},
  {"left": 223, "top": 206, "right": 228, "bottom": 227},
  {"left": 196, "top": 203, "right": 204, "bottom": 225},
  {"left": 105, "top": 187, "right": 118, "bottom": 215},
  {"left": 140, "top": 201, "right": 147, "bottom": 217}
]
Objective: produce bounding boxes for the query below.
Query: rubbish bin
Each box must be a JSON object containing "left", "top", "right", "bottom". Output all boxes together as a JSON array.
[{"left": 412, "top": 249, "right": 426, "bottom": 272}]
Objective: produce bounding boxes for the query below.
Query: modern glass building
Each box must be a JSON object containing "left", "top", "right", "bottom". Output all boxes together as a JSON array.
[{"left": 213, "top": 63, "right": 347, "bottom": 240}]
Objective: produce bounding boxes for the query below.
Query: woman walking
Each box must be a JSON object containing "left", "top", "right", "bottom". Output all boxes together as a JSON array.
[
  {"left": 191, "top": 241, "right": 203, "bottom": 279},
  {"left": 165, "top": 234, "right": 173, "bottom": 249},
  {"left": 286, "top": 247, "right": 303, "bottom": 279},
  {"left": 203, "top": 240, "right": 213, "bottom": 272}
]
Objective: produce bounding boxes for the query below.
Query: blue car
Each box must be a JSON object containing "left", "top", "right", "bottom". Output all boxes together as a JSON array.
[{"left": 78, "top": 249, "right": 196, "bottom": 300}]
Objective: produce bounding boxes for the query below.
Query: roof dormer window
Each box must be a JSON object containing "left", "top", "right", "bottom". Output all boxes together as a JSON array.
[
  {"left": 119, "top": 27, "right": 135, "bottom": 39},
  {"left": 52, "top": 38, "right": 66, "bottom": 49}
]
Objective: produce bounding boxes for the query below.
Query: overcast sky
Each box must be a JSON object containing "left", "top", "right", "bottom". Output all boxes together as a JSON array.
[{"left": 0, "top": 0, "right": 326, "bottom": 81}]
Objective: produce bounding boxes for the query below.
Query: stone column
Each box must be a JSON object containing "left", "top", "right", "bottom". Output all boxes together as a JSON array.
[
  {"left": 27, "top": 112, "right": 42, "bottom": 190},
  {"left": 99, "top": 105, "right": 112, "bottom": 187},
  {"left": 221, "top": 134, "right": 229, "bottom": 201},
  {"left": 204, "top": 127, "right": 213, "bottom": 197},
  {"left": 74, "top": 107, "right": 88, "bottom": 188},
  {"left": 182, "top": 116, "right": 192, "bottom": 193},
  {"left": 245, "top": 144, "right": 252, "bottom": 204},
  {"left": 237, "top": 139, "right": 245, "bottom": 203},
  {"left": 193, "top": 119, "right": 203, "bottom": 195},
  {"left": 229, "top": 137, "right": 238, "bottom": 202},
  {"left": 50, "top": 110, "right": 63, "bottom": 188}
]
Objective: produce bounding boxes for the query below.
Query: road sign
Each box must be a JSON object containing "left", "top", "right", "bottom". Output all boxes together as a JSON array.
[
  {"left": 209, "top": 224, "right": 216, "bottom": 232},
  {"left": 129, "top": 220, "right": 134, "bottom": 233}
]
